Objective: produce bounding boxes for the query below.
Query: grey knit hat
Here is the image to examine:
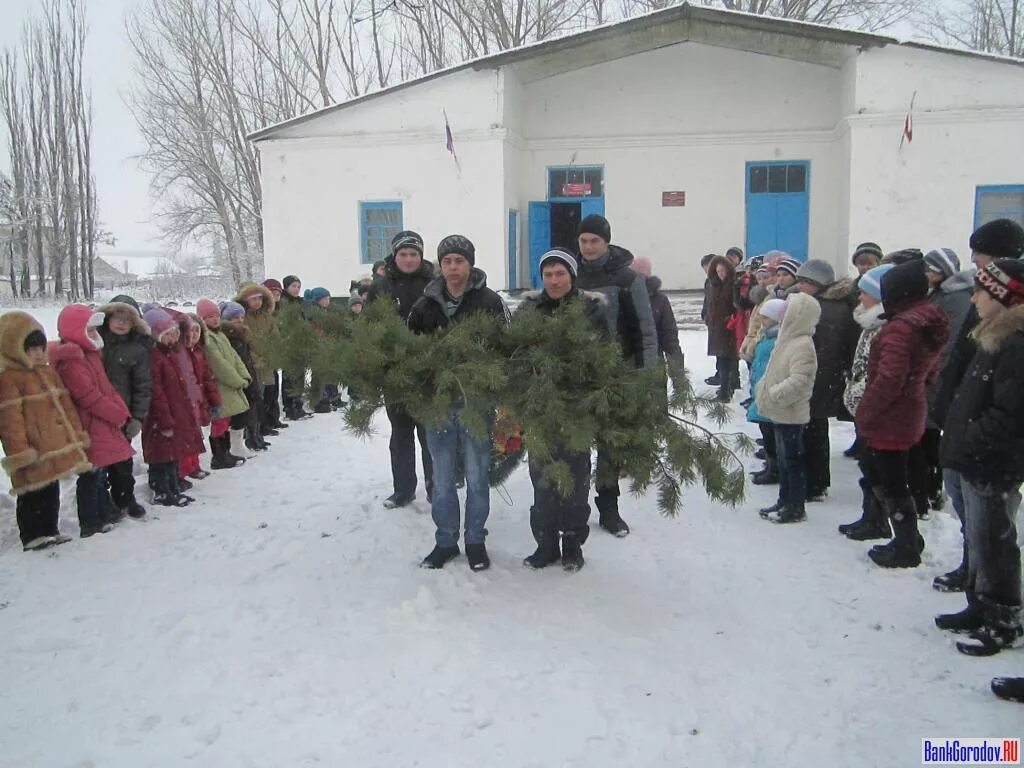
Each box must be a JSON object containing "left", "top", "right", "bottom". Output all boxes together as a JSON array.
[
  {"left": 923, "top": 247, "right": 961, "bottom": 279},
  {"left": 795, "top": 259, "right": 835, "bottom": 287},
  {"left": 436, "top": 234, "right": 476, "bottom": 265}
]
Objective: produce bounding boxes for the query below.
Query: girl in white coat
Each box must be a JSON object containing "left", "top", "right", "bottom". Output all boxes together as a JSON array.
[{"left": 755, "top": 292, "right": 821, "bottom": 523}]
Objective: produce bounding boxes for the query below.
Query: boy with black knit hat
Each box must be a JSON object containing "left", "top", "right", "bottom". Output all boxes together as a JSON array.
[
  {"left": 969, "top": 218, "right": 1024, "bottom": 268},
  {"left": 935, "top": 258, "right": 1024, "bottom": 656},
  {"left": 367, "top": 229, "right": 436, "bottom": 508},
  {"left": 574, "top": 213, "right": 657, "bottom": 537},
  {"left": 408, "top": 234, "right": 509, "bottom": 572}
]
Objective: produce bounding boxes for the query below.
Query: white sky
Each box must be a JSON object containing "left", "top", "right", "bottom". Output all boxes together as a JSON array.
[{"left": 0, "top": 1, "right": 944, "bottom": 256}]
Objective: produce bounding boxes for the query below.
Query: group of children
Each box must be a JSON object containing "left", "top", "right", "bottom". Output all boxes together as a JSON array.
[{"left": 0, "top": 275, "right": 334, "bottom": 552}]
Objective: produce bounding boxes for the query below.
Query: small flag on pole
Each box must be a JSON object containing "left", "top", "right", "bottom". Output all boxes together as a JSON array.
[
  {"left": 443, "top": 108, "right": 461, "bottom": 175},
  {"left": 900, "top": 91, "right": 916, "bottom": 149}
]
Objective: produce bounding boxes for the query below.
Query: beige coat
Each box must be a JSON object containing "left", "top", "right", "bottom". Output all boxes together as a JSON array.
[{"left": 755, "top": 292, "right": 821, "bottom": 425}]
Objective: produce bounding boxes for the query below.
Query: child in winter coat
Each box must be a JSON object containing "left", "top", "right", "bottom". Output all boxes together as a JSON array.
[
  {"left": 196, "top": 299, "right": 249, "bottom": 466},
  {"left": 754, "top": 292, "right": 821, "bottom": 523},
  {"left": 49, "top": 304, "right": 135, "bottom": 537},
  {"left": 745, "top": 298, "right": 787, "bottom": 486},
  {"left": 0, "top": 312, "right": 92, "bottom": 550},
  {"left": 234, "top": 282, "right": 280, "bottom": 436},
  {"left": 837, "top": 264, "right": 893, "bottom": 542},
  {"left": 304, "top": 287, "right": 342, "bottom": 413},
  {"left": 220, "top": 301, "right": 269, "bottom": 453},
  {"left": 98, "top": 295, "right": 152, "bottom": 519},
  {"left": 177, "top": 313, "right": 222, "bottom": 482},
  {"left": 855, "top": 261, "right": 948, "bottom": 569},
  {"left": 141, "top": 308, "right": 205, "bottom": 507},
  {"left": 936, "top": 258, "right": 1024, "bottom": 656}
]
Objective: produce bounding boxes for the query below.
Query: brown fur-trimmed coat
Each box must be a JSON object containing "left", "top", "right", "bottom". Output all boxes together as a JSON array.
[{"left": 0, "top": 311, "right": 92, "bottom": 495}]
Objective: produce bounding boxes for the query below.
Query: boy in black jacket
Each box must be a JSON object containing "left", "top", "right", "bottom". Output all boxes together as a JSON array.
[{"left": 935, "top": 259, "right": 1024, "bottom": 656}]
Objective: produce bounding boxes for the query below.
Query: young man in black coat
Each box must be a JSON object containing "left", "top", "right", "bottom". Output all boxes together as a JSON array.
[
  {"left": 573, "top": 214, "right": 657, "bottom": 537},
  {"left": 935, "top": 258, "right": 1024, "bottom": 657},
  {"left": 367, "top": 230, "right": 436, "bottom": 509},
  {"left": 408, "top": 235, "right": 509, "bottom": 572},
  {"left": 516, "top": 248, "right": 610, "bottom": 572}
]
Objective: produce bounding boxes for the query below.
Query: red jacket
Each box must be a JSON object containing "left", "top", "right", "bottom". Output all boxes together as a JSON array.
[
  {"left": 49, "top": 305, "right": 134, "bottom": 469},
  {"left": 142, "top": 342, "right": 205, "bottom": 464},
  {"left": 186, "top": 344, "right": 221, "bottom": 426},
  {"left": 856, "top": 300, "right": 949, "bottom": 451}
]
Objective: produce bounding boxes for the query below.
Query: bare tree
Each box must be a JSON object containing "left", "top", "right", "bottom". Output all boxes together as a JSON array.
[{"left": 918, "top": 0, "right": 1022, "bottom": 57}]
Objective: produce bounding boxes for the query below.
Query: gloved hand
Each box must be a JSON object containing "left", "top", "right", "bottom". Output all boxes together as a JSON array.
[
  {"left": 210, "top": 406, "right": 222, "bottom": 421},
  {"left": 123, "top": 419, "right": 143, "bottom": 440},
  {"left": 160, "top": 430, "right": 174, "bottom": 438}
]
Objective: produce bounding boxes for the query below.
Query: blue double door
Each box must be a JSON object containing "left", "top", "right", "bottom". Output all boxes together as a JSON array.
[
  {"left": 527, "top": 198, "right": 604, "bottom": 289},
  {"left": 745, "top": 161, "right": 810, "bottom": 262}
]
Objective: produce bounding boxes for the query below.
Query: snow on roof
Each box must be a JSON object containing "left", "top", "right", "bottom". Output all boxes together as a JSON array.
[{"left": 248, "top": 1, "right": 1024, "bottom": 143}]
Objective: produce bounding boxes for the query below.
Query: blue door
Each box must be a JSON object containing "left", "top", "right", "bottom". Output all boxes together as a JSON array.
[
  {"left": 745, "top": 162, "right": 810, "bottom": 262},
  {"left": 507, "top": 209, "right": 519, "bottom": 289},
  {"left": 528, "top": 201, "right": 551, "bottom": 289},
  {"left": 580, "top": 197, "right": 605, "bottom": 221}
]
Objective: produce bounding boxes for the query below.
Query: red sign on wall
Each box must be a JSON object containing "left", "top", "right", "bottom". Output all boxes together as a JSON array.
[
  {"left": 562, "top": 182, "right": 592, "bottom": 197},
  {"left": 662, "top": 191, "right": 686, "bottom": 207}
]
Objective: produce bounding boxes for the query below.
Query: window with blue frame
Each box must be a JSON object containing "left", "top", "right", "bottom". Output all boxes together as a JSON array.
[
  {"left": 975, "top": 185, "right": 1024, "bottom": 230},
  {"left": 548, "top": 166, "right": 604, "bottom": 199},
  {"left": 359, "top": 201, "right": 403, "bottom": 263}
]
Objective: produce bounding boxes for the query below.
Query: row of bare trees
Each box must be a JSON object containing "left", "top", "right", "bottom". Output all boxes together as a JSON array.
[{"left": 0, "top": 0, "right": 104, "bottom": 299}]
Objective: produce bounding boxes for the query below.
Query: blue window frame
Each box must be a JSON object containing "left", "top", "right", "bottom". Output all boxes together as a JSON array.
[
  {"left": 359, "top": 201, "right": 403, "bottom": 264},
  {"left": 974, "top": 185, "right": 1024, "bottom": 230}
]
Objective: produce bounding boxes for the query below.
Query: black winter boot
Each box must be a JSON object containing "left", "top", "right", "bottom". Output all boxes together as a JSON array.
[
  {"left": 420, "top": 545, "right": 460, "bottom": 569},
  {"left": 466, "top": 543, "right": 490, "bottom": 572},
  {"left": 991, "top": 676, "right": 1024, "bottom": 703},
  {"left": 751, "top": 459, "right": 779, "bottom": 485},
  {"left": 561, "top": 534, "right": 585, "bottom": 572},
  {"left": 842, "top": 484, "right": 892, "bottom": 541},
  {"left": 759, "top": 500, "right": 784, "bottom": 519},
  {"left": 868, "top": 494, "right": 922, "bottom": 568},
  {"left": 210, "top": 435, "right": 243, "bottom": 470},
  {"left": 596, "top": 494, "right": 629, "bottom": 537},
  {"left": 935, "top": 603, "right": 985, "bottom": 634},
  {"left": 933, "top": 542, "right": 968, "bottom": 592},
  {"left": 524, "top": 529, "right": 561, "bottom": 569},
  {"left": 767, "top": 504, "right": 806, "bottom": 524}
]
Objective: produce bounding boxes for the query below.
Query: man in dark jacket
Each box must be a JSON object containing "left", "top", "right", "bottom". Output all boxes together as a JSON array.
[
  {"left": 98, "top": 295, "right": 152, "bottom": 520},
  {"left": 278, "top": 275, "right": 312, "bottom": 421},
  {"left": 517, "top": 248, "right": 610, "bottom": 573},
  {"left": 633, "top": 256, "right": 684, "bottom": 377},
  {"left": 573, "top": 214, "right": 657, "bottom": 537},
  {"left": 793, "top": 259, "right": 860, "bottom": 501},
  {"left": 935, "top": 259, "right": 1024, "bottom": 657},
  {"left": 367, "top": 230, "right": 436, "bottom": 509},
  {"left": 408, "top": 235, "right": 509, "bottom": 572}
]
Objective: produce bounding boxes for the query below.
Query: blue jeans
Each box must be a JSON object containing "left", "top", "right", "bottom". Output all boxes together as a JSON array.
[
  {"left": 426, "top": 411, "right": 493, "bottom": 548},
  {"left": 774, "top": 424, "right": 806, "bottom": 508},
  {"left": 958, "top": 472, "right": 1022, "bottom": 617},
  {"left": 943, "top": 468, "right": 966, "bottom": 531}
]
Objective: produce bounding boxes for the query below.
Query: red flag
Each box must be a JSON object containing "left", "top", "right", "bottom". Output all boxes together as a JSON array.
[
  {"left": 444, "top": 110, "right": 455, "bottom": 156},
  {"left": 900, "top": 91, "right": 916, "bottom": 149}
]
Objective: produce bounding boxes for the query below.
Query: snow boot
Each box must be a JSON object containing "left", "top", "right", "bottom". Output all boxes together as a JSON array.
[
  {"left": 188, "top": 469, "right": 211, "bottom": 480},
  {"left": 842, "top": 485, "right": 892, "bottom": 541},
  {"left": 466, "top": 543, "right": 490, "bottom": 572},
  {"left": 957, "top": 623, "right": 1024, "bottom": 657},
  {"left": 704, "top": 373, "right": 720, "bottom": 386},
  {"left": 23, "top": 536, "right": 56, "bottom": 552},
  {"left": 759, "top": 500, "right": 784, "bottom": 519},
  {"left": 991, "top": 677, "right": 1024, "bottom": 703},
  {"left": 933, "top": 545, "right": 968, "bottom": 593},
  {"left": 767, "top": 504, "right": 806, "bottom": 524},
  {"left": 753, "top": 447, "right": 767, "bottom": 461},
  {"left": 751, "top": 460, "right": 778, "bottom": 485},
  {"left": 596, "top": 494, "right": 629, "bottom": 537},
  {"left": 177, "top": 477, "right": 194, "bottom": 492},
  {"left": 285, "top": 404, "right": 313, "bottom": 421},
  {"left": 523, "top": 535, "right": 561, "bottom": 569},
  {"left": 210, "top": 435, "right": 243, "bottom": 469},
  {"left": 561, "top": 534, "right": 585, "bottom": 572},
  {"left": 420, "top": 545, "right": 460, "bottom": 569},
  {"left": 126, "top": 499, "right": 147, "bottom": 519},
  {"left": 384, "top": 493, "right": 414, "bottom": 509},
  {"left": 868, "top": 494, "right": 922, "bottom": 568},
  {"left": 314, "top": 401, "right": 332, "bottom": 414},
  {"left": 261, "top": 425, "right": 280, "bottom": 438},
  {"left": 230, "top": 429, "right": 256, "bottom": 459},
  {"left": 935, "top": 603, "right": 985, "bottom": 634},
  {"left": 80, "top": 523, "right": 114, "bottom": 538}
]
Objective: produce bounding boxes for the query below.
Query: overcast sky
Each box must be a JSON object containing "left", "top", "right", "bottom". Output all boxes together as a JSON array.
[{"left": 1, "top": 1, "right": 936, "bottom": 256}]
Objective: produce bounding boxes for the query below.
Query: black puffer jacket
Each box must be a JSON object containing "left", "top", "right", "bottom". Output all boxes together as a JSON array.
[
  {"left": 98, "top": 301, "right": 154, "bottom": 423},
  {"left": 930, "top": 304, "right": 980, "bottom": 428},
  {"left": 575, "top": 245, "right": 657, "bottom": 369},
  {"left": 516, "top": 287, "right": 610, "bottom": 338},
  {"left": 367, "top": 256, "right": 435, "bottom": 320},
  {"left": 940, "top": 305, "right": 1024, "bottom": 488},
  {"left": 645, "top": 276, "right": 683, "bottom": 365},
  {"left": 407, "top": 268, "right": 509, "bottom": 334},
  {"left": 809, "top": 279, "right": 861, "bottom": 420}
]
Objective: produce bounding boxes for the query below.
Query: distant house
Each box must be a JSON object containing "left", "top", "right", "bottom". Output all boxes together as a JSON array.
[{"left": 250, "top": 2, "right": 1024, "bottom": 291}]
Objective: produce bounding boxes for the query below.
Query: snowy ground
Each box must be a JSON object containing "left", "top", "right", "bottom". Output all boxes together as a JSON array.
[{"left": 0, "top": 301, "right": 1020, "bottom": 768}]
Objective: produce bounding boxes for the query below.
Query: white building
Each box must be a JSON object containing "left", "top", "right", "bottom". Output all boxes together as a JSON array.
[{"left": 250, "top": 2, "right": 1024, "bottom": 292}]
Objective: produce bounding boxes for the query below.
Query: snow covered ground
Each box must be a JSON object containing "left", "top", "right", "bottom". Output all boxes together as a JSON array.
[{"left": 0, "top": 302, "right": 1019, "bottom": 767}]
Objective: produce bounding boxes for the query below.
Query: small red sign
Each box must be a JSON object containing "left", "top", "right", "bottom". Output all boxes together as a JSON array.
[
  {"left": 662, "top": 191, "right": 686, "bottom": 207},
  {"left": 562, "top": 182, "right": 592, "bottom": 197}
]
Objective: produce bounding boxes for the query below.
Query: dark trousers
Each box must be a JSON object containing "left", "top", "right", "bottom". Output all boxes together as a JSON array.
[
  {"left": 16, "top": 482, "right": 60, "bottom": 545},
  {"left": 107, "top": 458, "right": 136, "bottom": 508},
  {"left": 595, "top": 446, "right": 621, "bottom": 501},
  {"left": 715, "top": 356, "right": 739, "bottom": 394},
  {"left": 263, "top": 372, "right": 281, "bottom": 426},
  {"left": 148, "top": 461, "right": 177, "bottom": 494},
  {"left": 230, "top": 411, "right": 249, "bottom": 430},
  {"left": 386, "top": 403, "right": 433, "bottom": 499},
  {"left": 529, "top": 450, "right": 592, "bottom": 545},
  {"left": 861, "top": 448, "right": 911, "bottom": 497},
  {"left": 281, "top": 372, "right": 303, "bottom": 414},
  {"left": 76, "top": 469, "right": 109, "bottom": 532},
  {"left": 758, "top": 422, "right": 777, "bottom": 462},
  {"left": 774, "top": 424, "right": 806, "bottom": 508},
  {"left": 802, "top": 417, "right": 831, "bottom": 496}
]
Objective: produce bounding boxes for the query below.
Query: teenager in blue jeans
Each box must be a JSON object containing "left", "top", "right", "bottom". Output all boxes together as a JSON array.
[{"left": 406, "top": 235, "right": 509, "bottom": 571}]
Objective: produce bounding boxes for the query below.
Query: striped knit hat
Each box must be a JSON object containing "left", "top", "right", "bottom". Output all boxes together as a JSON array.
[
  {"left": 923, "top": 247, "right": 960, "bottom": 279},
  {"left": 858, "top": 264, "right": 895, "bottom": 302},
  {"left": 976, "top": 259, "right": 1024, "bottom": 308},
  {"left": 775, "top": 258, "right": 801, "bottom": 279},
  {"left": 851, "top": 242, "right": 884, "bottom": 265}
]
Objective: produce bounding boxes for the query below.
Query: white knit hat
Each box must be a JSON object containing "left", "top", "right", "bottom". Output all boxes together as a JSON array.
[{"left": 759, "top": 298, "right": 787, "bottom": 323}]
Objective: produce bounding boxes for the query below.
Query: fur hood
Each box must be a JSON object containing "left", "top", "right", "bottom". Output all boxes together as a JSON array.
[
  {"left": 707, "top": 255, "right": 735, "bottom": 287},
  {"left": 777, "top": 292, "right": 821, "bottom": 343},
  {"left": 822, "top": 277, "right": 858, "bottom": 302},
  {"left": 520, "top": 288, "right": 608, "bottom": 306},
  {"left": 972, "top": 304, "right": 1024, "bottom": 353},
  {"left": 0, "top": 311, "right": 46, "bottom": 372},
  {"left": 854, "top": 302, "right": 886, "bottom": 330},
  {"left": 98, "top": 301, "right": 150, "bottom": 336},
  {"left": 219, "top": 321, "right": 253, "bottom": 345},
  {"left": 46, "top": 340, "right": 87, "bottom": 365},
  {"left": 234, "top": 282, "right": 277, "bottom": 316},
  {"left": 645, "top": 275, "right": 663, "bottom": 296}
]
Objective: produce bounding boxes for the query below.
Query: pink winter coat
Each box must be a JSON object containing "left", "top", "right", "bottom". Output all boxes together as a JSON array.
[
  {"left": 49, "top": 304, "right": 135, "bottom": 469},
  {"left": 142, "top": 342, "right": 206, "bottom": 464}
]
